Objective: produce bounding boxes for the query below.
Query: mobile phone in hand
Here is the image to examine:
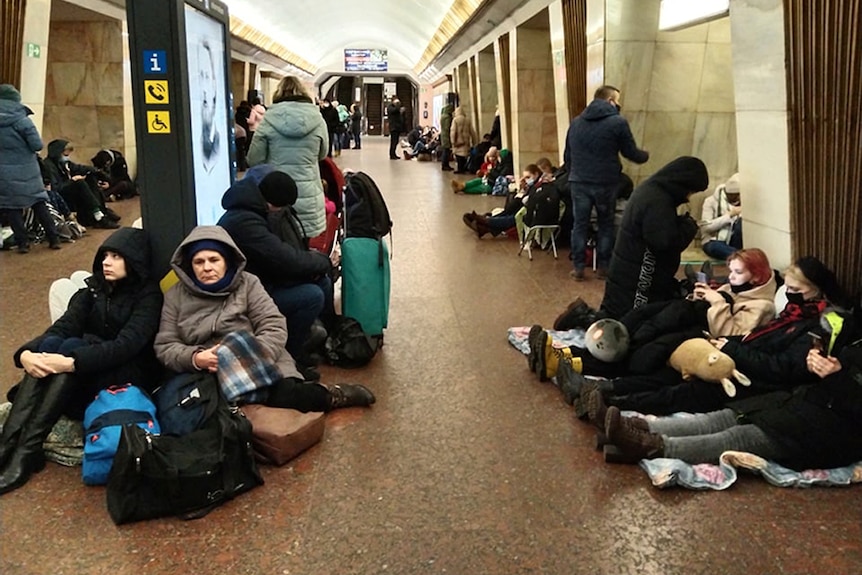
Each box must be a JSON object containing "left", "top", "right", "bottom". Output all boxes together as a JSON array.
[
  {"left": 808, "top": 331, "right": 825, "bottom": 355},
  {"left": 695, "top": 271, "right": 708, "bottom": 283}
]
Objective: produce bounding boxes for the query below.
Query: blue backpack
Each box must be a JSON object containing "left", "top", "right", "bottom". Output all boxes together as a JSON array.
[{"left": 83, "top": 384, "right": 160, "bottom": 485}]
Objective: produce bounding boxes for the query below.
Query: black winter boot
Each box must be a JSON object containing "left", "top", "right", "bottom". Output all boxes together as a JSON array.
[
  {"left": 0, "top": 373, "right": 77, "bottom": 495},
  {"left": 0, "top": 375, "right": 47, "bottom": 469},
  {"left": 327, "top": 384, "right": 376, "bottom": 410}
]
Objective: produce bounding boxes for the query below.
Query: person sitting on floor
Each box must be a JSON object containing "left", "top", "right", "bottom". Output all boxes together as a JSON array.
[
  {"left": 700, "top": 172, "right": 743, "bottom": 260},
  {"left": 573, "top": 256, "right": 846, "bottom": 422},
  {"left": 90, "top": 149, "right": 137, "bottom": 201},
  {"left": 217, "top": 169, "right": 335, "bottom": 380},
  {"left": 602, "top": 317, "right": 862, "bottom": 469},
  {"left": 451, "top": 147, "right": 507, "bottom": 195},
  {"left": 462, "top": 163, "right": 543, "bottom": 238},
  {"left": 42, "top": 139, "right": 119, "bottom": 229},
  {"left": 527, "top": 248, "right": 778, "bottom": 396},
  {"left": 0, "top": 227, "right": 163, "bottom": 495},
  {"left": 153, "top": 225, "right": 374, "bottom": 414}
]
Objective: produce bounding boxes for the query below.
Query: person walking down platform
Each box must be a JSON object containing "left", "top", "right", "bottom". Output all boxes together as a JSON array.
[{"left": 386, "top": 96, "right": 403, "bottom": 160}]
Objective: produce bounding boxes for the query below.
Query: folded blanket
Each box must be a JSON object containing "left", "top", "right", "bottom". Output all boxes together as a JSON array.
[{"left": 507, "top": 326, "right": 585, "bottom": 355}]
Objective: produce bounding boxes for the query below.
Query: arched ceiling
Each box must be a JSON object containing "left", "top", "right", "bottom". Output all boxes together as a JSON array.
[{"left": 223, "top": 0, "right": 467, "bottom": 78}]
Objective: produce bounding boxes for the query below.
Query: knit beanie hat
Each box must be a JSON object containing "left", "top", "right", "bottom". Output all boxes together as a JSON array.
[
  {"left": 796, "top": 256, "right": 843, "bottom": 303},
  {"left": 724, "top": 173, "right": 741, "bottom": 197},
  {"left": 259, "top": 171, "right": 298, "bottom": 207},
  {"left": 185, "top": 239, "right": 233, "bottom": 264},
  {"left": 0, "top": 84, "right": 22, "bottom": 102}
]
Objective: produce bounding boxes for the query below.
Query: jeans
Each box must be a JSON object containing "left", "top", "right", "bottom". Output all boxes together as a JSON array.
[
  {"left": 265, "top": 276, "right": 335, "bottom": 361},
  {"left": 570, "top": 182, "right": 616, "bottom": 270},
  {"left": 487, "top": 214, "right": 515, "bottom": 235},
  {"left": 649, "top": 408, "right": 787, "bottom": 464},
  {"left": 702, "top": 219, "right": 743, "bottom": 259},
  {"left": 1, "top": 201, "right": 59, "bottom": 247},
  {"left": 352, "top": 127, "right": 361, "bottom": 148}
]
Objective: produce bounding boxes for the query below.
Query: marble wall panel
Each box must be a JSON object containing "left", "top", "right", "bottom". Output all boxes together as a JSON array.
[
  {"left": 46, "top": 61, "right": 98, "bottom": 106},
  {"left": 692, "top": 112, "right": 738, "bottom": 188},
  {"left": 735, "top": 109, "right": 791, "bottom": 233},
  {"left": 697, "top": 43, "right": 735, "bottom": 112},
  {"left": 94, "top": 62, "right": 124, "bottom": 106},
  {"left": 619, "top": 110, "right": 649, "bottom": 182},
  {"left": 639, "top": 111, "right": 697, "bottom": 178},
  {"left": 656, "top": 19, "right": 709, "bottom": 43},
  {"left": 42, "top": 105, "right": 99, "bottom": 149},
  {"left": 648, "top": 42, "right": 706, "bottom": 112},
  {"left": 743, "top": 222, "right": 792, "bottom": 270},
  {"left": 514, "top": 29, "right": 552, "bottom": 71},
  {"left": 586, "top": 0, "right": 606, "bottom": 45},
  {"left": 96, "top": 106, "right": 125, "bottom": 150},
  {"left": 20, "top": 0, "right": 52, "bottom": 132},
  {"left": 707, "top": 17, "right": 732, "bottom": 43},
  {"left": 586, "top": 42, "right": 605, "bottom": 98},
  {"left": 729, "top": 0, "right": 786, "bottom": 111},
  {"left": 604, "top": 41, "right": 655, "bottom": 112},
  {"left": 606, "top": 0, "right": 659, "bottom": 42}
]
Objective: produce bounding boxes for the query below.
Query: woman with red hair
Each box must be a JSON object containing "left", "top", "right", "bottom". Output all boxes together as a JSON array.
[{"left": 693, "top": 247, "right": 776, "bottom": 336}]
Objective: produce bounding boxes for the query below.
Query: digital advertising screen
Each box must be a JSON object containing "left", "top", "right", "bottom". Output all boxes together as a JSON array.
[
  {"left": 184, "top": 3, "right": 232, "bottom": 225},
  {"left": 344, "top": 49, "right": 388, "bottom": 72}
]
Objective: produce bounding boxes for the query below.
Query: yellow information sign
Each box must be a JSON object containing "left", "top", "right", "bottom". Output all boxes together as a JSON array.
[
  {"left": 144, "top": 80, "right": 169, "bottom": 104},
  {"left": 146, "top": 111, "right": 171, "bottom": 134}
]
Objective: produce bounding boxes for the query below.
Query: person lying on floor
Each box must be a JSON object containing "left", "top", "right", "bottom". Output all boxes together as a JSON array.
[
  {"left": 600, "top": 325, "right": 862, "bottom": 470},
  {"left": 528, "top": 248, "right": 778, "bottom": 391},
  {"left": 0, "top": 227, "right": 163, "bottom": 495},
  {"left": 153, "top": 225, "right": 374, "bottom": 414},
  {"left": 568, "top": 256, "right": 847, "bottom": 421},
  {"left": 461, "top": 163, "right": 543, "bottom": 238}
]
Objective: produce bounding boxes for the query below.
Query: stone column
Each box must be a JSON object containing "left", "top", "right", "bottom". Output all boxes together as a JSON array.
[
  {"left": 475, "top": 47, "right": 497, "bottom": 138},
  {"left": 19, "top": 0, "right": 52, "bottom": 133}
]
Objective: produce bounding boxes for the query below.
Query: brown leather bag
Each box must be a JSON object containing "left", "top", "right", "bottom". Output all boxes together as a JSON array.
[{"left": 240, "top": 405, "right": 325, "bottom": 466}]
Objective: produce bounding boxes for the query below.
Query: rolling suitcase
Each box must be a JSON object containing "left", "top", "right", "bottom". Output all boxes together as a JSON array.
[{"left": 341, "top": 236, "right": 390, "bottom": 337}]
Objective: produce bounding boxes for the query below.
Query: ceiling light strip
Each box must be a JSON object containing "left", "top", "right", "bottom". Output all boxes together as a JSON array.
[
  {"left": 414, "top": 0, "right": 484, "bottom": 75},
  {"left": 229, "top": 15, "right": 318, "bottom": 75}
]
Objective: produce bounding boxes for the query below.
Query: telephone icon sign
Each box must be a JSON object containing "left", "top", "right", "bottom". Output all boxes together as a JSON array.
[{"left": 144, "top": 81, "right": 169, "bottom": 104}]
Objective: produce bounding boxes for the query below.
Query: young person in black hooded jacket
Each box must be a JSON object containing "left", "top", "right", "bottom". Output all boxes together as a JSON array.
[
  {"left": 0, "top": 228, "right": 163, "bottom": 495},
  {"left": 599, "top": 156, "right": 706, "bottom": 320}
]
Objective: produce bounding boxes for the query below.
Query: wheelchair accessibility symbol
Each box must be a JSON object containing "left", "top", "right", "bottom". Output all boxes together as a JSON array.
[{"left": 146, "top": 111, "right": 171, "bottom": 134}]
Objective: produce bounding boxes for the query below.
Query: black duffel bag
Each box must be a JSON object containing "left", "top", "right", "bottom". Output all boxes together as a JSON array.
[{"left": 106, "top": 389, "right": 263, "bottom": 524}]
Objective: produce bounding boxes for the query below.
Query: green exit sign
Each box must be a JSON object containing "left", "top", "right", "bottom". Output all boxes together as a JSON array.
[{"left": 26, "top": 43, "right": 41, "bottom": 58}]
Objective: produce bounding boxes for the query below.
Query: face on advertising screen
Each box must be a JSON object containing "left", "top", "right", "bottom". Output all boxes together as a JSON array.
[{"left": 185, "top": 4, "right": 231, "bottom": 225}]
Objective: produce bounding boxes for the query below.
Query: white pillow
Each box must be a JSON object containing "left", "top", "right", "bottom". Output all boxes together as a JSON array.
[{"left": 774, "top": 284, "right": 788, "bottom": 317}]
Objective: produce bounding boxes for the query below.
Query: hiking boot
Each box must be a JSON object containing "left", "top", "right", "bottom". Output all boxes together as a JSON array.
[
  {"left": 586, "top": 387, "right": 608, "bottom": 431},
  {"left": 474, "top": 216, "right": 491, "bottom": 238},
  {"left": 531, "top": 331, "right": 572, "bottom": 382},
  {"left": 554, "top": 357, "right": 585, "bottom": 405},
  {"left": 604, "top": 406, "right": 664, "bottom": 461},
  {"left": 526, "top": 324, "right": 544, "bottom": 373},
  {"left": 92, "top": 219, "right": 120, "bottom": 229},
  {"left": 327, "top": 383, "right": 376, "bottom": 410},
  {"left": 572, "top": 378, "right": 599, "bottom": 420},
  {"left": 16, "top": 244, "right": 30, "bottom": 254},
  {"left": 553, "top": 297, "right": 588, "bottom": 330},
  {"left": 451, "top": 180, "right": 465, "bottom": 194},
  {"left": 570, "top": 268, "right": 585, "bottom": 281},
  {"left": 48, "top": 237, "right": 62, "bottom": 250}
]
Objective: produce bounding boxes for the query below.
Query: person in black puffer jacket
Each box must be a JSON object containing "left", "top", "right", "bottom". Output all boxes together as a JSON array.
[
  {"left": 599, "top": 156, "right": 706, "bottom": 320},
  {"left": 1, "top": 228, "right": 163, "bottom": 495},
  {"left": 217, "top": 167, "right": 334, "bottom": 375}
]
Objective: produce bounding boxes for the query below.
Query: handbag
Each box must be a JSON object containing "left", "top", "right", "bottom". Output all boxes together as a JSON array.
[
  {"left": 106, "top": 393, "right": 263, "bottom": 524},
  {"left": 241, "top": 405, "right": 325, "bottom": 466}
]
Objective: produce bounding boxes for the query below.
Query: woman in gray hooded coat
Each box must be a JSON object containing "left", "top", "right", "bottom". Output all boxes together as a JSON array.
[
  {"left": 0, "top": 84, "right": 61, "bottom": 252},
  {"left": 247, "top": 76, "right": 328, "bottom": 237}
]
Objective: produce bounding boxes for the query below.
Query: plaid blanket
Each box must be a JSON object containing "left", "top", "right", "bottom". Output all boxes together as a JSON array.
[{"left": 216, "top": 330, "right": 281, "bottom": 403}]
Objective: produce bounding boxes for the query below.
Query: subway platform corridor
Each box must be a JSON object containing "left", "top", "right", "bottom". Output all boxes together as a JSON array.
[{"left": 1, "top": 137, "right": 860, "bottom": 575}]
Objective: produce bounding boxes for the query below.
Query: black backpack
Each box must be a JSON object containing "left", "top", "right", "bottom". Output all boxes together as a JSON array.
[
  {"left": 106, "top": 375, "right": 263, "bottom": 524},
  {"left": 324, "top": 315, "right": 380, "bottom": 368},
  {"left": 524, "top": 181, "right": 561, "bottom": 227},
  {"left": 344, "top": 171, "right": 392, "bottom": 240}
]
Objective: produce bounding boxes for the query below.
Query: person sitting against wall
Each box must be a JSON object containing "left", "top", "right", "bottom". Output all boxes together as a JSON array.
[
  {"left": 462, "top": 163, "right": 543, "bottom": 238},
  {"left": 450, "top": 147, "right": 507, "bottom": 194},
  {"left": 576, "top": 256, "right": 846, "bottom": 423},
  {"left": 91, "top": 149, "right": 137, "bottom": 201},
  {"left": 154, "top": 225, "right": 374, "bottom": 414},
  {"left": 42, "top": 139, "right": 120, "bottom": 229},
  {"left": 402, "top": 126, "right": 440, "bottom": 160},
  {"left": 217, "top": 169, "right": 335, "bottom": 381},
  {"left": 700, "top": 172, "right": 743, "bottom": 260},
  {"left": 0, "top": 228, "right": 163, "bottom": 495},
  {"left": 602, "top": 318, "right": 862, "bottom": 469}
]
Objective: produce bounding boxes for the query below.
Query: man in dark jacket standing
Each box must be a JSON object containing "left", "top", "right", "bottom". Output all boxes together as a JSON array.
[
  {"left": 563, "top": 85, "right": 649, "bottom": 280},
  {"left": 218, "top": 170, "right": 334, "bottom": 378},
  {"left": 387, "top": 96, "right": 403, "bottom": 160},
  {"left": 600, "top": 156, "right": 705, "bottom": 320}
]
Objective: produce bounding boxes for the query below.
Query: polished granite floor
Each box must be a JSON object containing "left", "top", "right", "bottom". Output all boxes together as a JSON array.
[{"left": 1, "top": 138, "right": 860, "bottom": 575}]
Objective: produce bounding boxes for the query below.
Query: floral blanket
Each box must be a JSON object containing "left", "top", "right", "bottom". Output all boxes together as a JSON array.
[
  {"left": 508, "top": 327, "right": 862, "bottom": 490},
  {"left": 0, "top": 402, "right": 83, "bottom": 466}
]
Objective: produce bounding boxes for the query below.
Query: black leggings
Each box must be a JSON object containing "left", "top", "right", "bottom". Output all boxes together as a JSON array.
[{"left": 265, "top": 377, "right": 331, "bottom": 412}]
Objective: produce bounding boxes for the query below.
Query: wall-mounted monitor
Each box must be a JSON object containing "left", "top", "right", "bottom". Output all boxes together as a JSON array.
[
  {"left": 184, "top": 1, "right": 233, "bottom": 225},
  {"left": 345, "top": 49, "right": 388, "bottom": 72}
]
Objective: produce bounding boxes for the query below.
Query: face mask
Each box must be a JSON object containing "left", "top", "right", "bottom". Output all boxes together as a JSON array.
[
  {"left": 730, "top": 282, "right": 753, "bottom": 294},
  {"left": 61, "top": 155, "right": 71, "bottom": 163},
  {"left": 613, "top": 103, "right": 621, "bottom": 111},
  {"left": 525, "top": 178, "right": 535, "bottom": 187},
  {"left": 785, "top": 291, "right": 806, "bottom": 305}
]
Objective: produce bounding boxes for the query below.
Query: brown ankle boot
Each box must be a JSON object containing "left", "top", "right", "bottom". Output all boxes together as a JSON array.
[{"left": 604, "top": 406, "right": 664, "bottom": 461}]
